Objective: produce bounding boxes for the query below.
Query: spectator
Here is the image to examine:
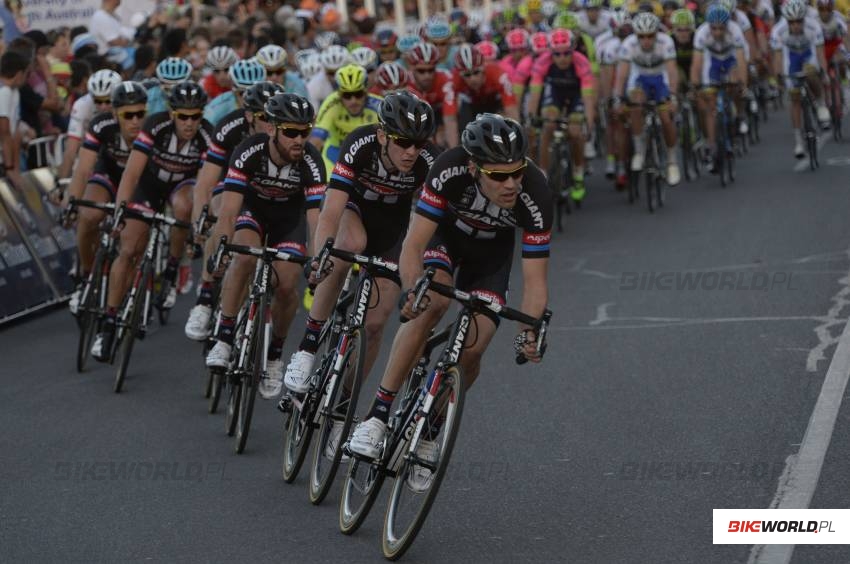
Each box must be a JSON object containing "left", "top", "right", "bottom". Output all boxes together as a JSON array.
[
  {"left": 71, "top": 33, "right": 99, "bottom": 60},
  {"left": 0, "top": 1, "right": 22, "bottom": 43},
  {"left": 130, "top": 44, "right": 155, "bottom": 82},
  {"left": 47, "top": 28, "right": 70, "bottom": 65},
  {"left": 227, "top": 28, "right": 250, "bottom": 59},
  {"left": 0, "top": 49, "right": 30, "bottom": 185},
  {"left": 23, "top": 31, "right": 63, "bottom": 137},
  {"left": 160, "top": 27, "right": 190, "bottom": 60},
  {"left": 188, "top": 31, "right": 211, "bottom": 71},
  {"left": 89, "top": 0, "right": 135, "bottom": 55}
]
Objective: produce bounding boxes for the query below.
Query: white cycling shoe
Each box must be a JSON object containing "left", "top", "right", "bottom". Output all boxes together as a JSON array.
[
  {"left": 406, "top": 438, "right": 439, "bottom": 494},
  {"left": 205, "top": 341, "right": 231, "bottom": 369},
  {"left": 348, "top": 418, "right": 387, "bottom": 459},
  {"left": 284, "top": 350, "right": 315, "bottom": 393},
  {"left": 184, "top": 304, "right": 212, "bottom": 341},
  {"left": 259, "top": 359, "right": 284, "bottom": 399}
]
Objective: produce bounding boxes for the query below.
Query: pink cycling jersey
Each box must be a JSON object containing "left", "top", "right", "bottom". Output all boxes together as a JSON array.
[
  {"left": 499, "top": 53, "right": 535, "bottom": 86},
  {"left": 530, "top": 51, "right": 595, "bottom": 91}
]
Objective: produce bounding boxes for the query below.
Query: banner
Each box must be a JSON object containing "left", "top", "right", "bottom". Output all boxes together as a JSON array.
[
  {"left": 0, "top": 176, "right": 75, "bottom": 298},
  {"left": 22, "top": 0, "right": 156, "bottom": 32},
  {"left": 0, "top": 194, "right": 54, "bottom": 319}
]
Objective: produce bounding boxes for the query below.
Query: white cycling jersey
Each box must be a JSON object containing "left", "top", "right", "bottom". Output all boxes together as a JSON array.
[
  {"left": 67, "top": 94, "right": 95, "bottom": 141},
  {"left": 578, "top": 9, "right": 613, "bottom": 39},
  {"left": 307, "top": 72, "right": 335, "bottom": 115},
  {"left": 595, "top": 30, "right": 622, "bottom": 66},
  {"left": 818, "top": 10, "right": 848, "bottom": 42},
  {"left": 617, "top": 32, "right": 676, "bottom": 76},
  {"left": 694, "top": 21, "right": 747, "bottom": 59},
  {"left": 770, "top": 17, "right": 825, "bottom": 55}
]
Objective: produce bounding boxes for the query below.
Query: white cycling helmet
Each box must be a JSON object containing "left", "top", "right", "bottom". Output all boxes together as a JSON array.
[
  {"left": 299, "top": 54, "right": 324, "bottom": 79},
  {"left": 315, "top": 31, "right": 340, "bottom": 50},
  {"left": 295, "top": 48, "right": 319, "bottom": 69},
  {"left": 781, "top": 0, "right": 807, "bottom": 20},
  {"left": 206, "top": 45, "right": 240, "bottom": 70},
  {"left": 88, "top": 69, "right": 122, "bottom": 98},
  {"left": 321, "top": 45, "right": 352, "bottom": 71},
  {"left": 350, "top": 46, "right": 378, "bottom": 71},
  {"left": 719, "top": 0, "right": 737, "bottom": 13},
  {"left": 256, "top": 44, "right": 287, "bottom": 70},
  {"left": 632, "top": 12, "right": 661, "bottom": 34}
]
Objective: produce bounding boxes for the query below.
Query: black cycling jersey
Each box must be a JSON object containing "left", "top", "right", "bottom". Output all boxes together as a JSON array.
[
  {"left": 674, "top": 34, "right": 695, "bottom": 78},
  {"left": 416, "top": 146, "right": 552, "bottom": 259},
  {"left": 133, "top": 111, "right": 213, "bottom": 186},
  {"left": 328, "top": 124, "right": 439, "bottom": 203},
  {"left": 205, "top": 109, "right": 250, "bottom": 180},
  {"left": 223, "top": 133, "right": 326, "bottom": 208},
  {"left": 82, "top": 112, "right": 131, "bottom": 185}
]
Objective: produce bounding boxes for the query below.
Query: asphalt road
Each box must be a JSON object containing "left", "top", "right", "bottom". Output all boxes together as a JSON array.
[{"left": 3, "top": 112, "right": 850, "bottom": 563}]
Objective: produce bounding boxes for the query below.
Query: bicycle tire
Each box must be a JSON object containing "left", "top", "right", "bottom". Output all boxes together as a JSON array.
[
  {"left": 157, "top": 277, "right": 172, "bottom": 326},
  {"left": 76, "top": 251, "right": 105, "bottom": 373},
  {"left": 645, "top": 133, "right": 656, "bottom": 213},
  {"left": 547, "top": 140, "right": 565, "bottom": 233},
  {"left": 114, "top": 262, "right": 151, "bottom": 393},
  {"left": 225, "top": 370, "right": 241, "bottom": 436},
  {"left": 309, "top": 325, "right": 366, "bottom": 505},
  {"left": 382, "top": 365, "right": 466, "bottom": 561},
  {"left": 235, "top": 293, "right": 267, "bottom": 454},
  {"left": 716, "top": 112, "right": 727, "bottom": 188},
  {"left": 208, "top": 368, "right": 224, "bottom": 413},
  {"left": 680, "top": 110, "right": 692, "bottom": 181},
  {"left": 802, "top": 100, "right": 818, "bottom": 171}
]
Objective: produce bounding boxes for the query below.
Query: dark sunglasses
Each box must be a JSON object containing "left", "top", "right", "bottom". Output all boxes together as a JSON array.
[
  {"left": 461, "top": 69, "right": 483, "bottom": 78},
  {"left": 214, "top": 68, "right": 229, "bottom": 74},
  {"left": 267, "top": 68, "right": 285, "bottom": 76},
  {"left": 638, "top": 33, "right": 656, "bottom": 39},
  {"left": 413, "top": 67, "right": 436, "bottom": 75},
  {"left": 252, "top": 111, "right": 269, "bottom": 122},
  {"left": 173, "top": 112, "right": 202, "bottom": 121},
  {"left": 710, "top": 24, "right": 726, "bottom": 31},
  {"left": 380, "top": 48, "right": 397, "bottom": 55},
  {"left": 432, "top": 40, "right": 450, "bottom": 47},
  {"left": 94, "top": 97, "right": 111, "bottom": 105},
  {"left": 788, "top": 18, "right": 804, "bottom": 24},
  {"left": 552, "top": 50, "right": 573, "bottom": 58},
  {"left": 119, "top": 110, "right": 146, "bottom": 120},
  {"left": 478, "top": 159, "right": 528, "bottom": 182},
  {"left": 341, "top": 90, "right": 366, "bottom": 100},
  {"left": 387, "top": 133, "right": 427, "bottom": 149},
  {"left": 277, "top": 125, "right": 312, "bottom": 138}
]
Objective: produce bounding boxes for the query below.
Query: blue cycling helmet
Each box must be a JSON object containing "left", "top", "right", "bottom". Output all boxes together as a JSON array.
[
  {"left": 424, "top": 17, "right": 452, "bottom": 41},
  {"left": 229, "top": 59, "right": 267, "bottom": 91},
  {"left": 156, "top": 57, "right": 192, "bottom": 85},
  {"left": 397, "top": 34, "right": 422, "bottom": 54},
  {"left": 705, "top": 3, "right": 731, "bottom": 24}
]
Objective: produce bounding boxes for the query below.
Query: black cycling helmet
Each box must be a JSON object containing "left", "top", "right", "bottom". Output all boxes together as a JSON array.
[
  {"left": 168, "top": 80, "right": 208, "bottom": 110},
  {"left": 265, "top": 92, "right": 315, "bottom": 125},
  {"left": 243, "top": 81, "right": 285, "bottom": 113},
  {"left": 379, "top": 91, "right": 435, "bottom": 141},
  {"left": 111, "top": 80, "right": 148, "bottom": 107},
  {"left": 461, "top": 113, "right": 528, "bottom": 164}
]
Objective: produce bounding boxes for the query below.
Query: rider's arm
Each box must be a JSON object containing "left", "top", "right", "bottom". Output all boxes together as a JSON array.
[
  {"left": 519, "top": 256, "right": 549, "bottom": 331},
  {"left": 310, "top": 94, "right": 337, "bottom": 152},
  {"left": 613, "top": 61, "right": 630, "bottom": 98},
  {"left": 495, "top": 66, "right": 520, "bottom": 122},
  {"left": 302, "top": 144, "right": 328, "bottom": 255},
  {"left": 817, "top": 44, "right": 829, "bottom": 77},
  {"left": 192, "top": 160, "right": 223, "bottom": 225},
  {"left": 210, "top": 189, "right": 242, "bottom": 245},
  {"left": 690, "top": 51, "right": 704, "bottom": 87},
  {"left": 735, "top": 48, "right": 748, "bottom": 87},
  {"left": 399, "top": 212, "right": 439, "bottom": 290},
  {"left": 441, "top": 76, "right": 459, "bottom": 146},
  {"left": 665, "top": 58, "right": 680, "bottom": 95},
  {"left": 115, "top": 150, "right": 148, "bottom": 207},
  {"left": 67, "top": 146, "right": 98, "bottom": 202},
  {"left": 575, "top": 52, "right": 598, "bottom": 125}
]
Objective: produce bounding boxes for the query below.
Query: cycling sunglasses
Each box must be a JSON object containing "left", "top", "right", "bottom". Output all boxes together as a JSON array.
[
  {"left": 413, "top": 67, "right": 436, "bottom": 75},
  {"left": 173, "top": 111, "right": 203, "bottom": 121},
  {"left": 478, "top": 159, "right": 528, "bottom": 182},
  {"left": 341, "top": 90, "right": 366, "bottom": 100},
  {"left": 461, "top": 68, "right": 483, "bottom": 78},
  {"left": 93, "top": 96, "right": 111, "bottom": 106},
  {"left": 276, "top": 124, "right": 312, "bottom": 138},
  {"left": 552, "top": 49, "right": 573, "bottom": 58},
  {"left": 252, "top": 111, "right": 269, "bottom": 122},
  {"left": 267, "top": 68, "right": 285, "bottom": 76},
  {"left": 387, "top": 133, "right": 427, "bottom": 150},
  {"left": 119, "top": 110, "right": 146, "bottom": 120},
  {"left": 637, "top": 33, "right": 656, "bottom": 39}
]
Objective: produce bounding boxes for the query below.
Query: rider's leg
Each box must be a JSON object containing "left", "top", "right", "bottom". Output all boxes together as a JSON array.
[{"left": 75, "top": 180, "right": 111, "bottom": 276}]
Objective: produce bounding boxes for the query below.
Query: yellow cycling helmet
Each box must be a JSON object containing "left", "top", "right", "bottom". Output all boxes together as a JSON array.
[
  {"left": 335, "top": 63, "right": 367, "bottom": 93},
  {"left": 526, "top": 0, "right": 543, "bottom": 11},
  {"left": 610, "top": 0, "right": 626, "bottom": 8}
]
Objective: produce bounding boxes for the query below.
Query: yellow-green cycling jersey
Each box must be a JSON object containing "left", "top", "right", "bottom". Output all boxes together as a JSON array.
[{"left": 312, "top": 91, "right": 383, "bottom": 174}]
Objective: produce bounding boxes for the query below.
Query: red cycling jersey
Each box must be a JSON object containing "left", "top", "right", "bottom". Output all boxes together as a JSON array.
[
  {"left": 201, "top": 73, "right": 231, "bottom": 101},
  {"left": 444, "top": 62, "right": 517, "bottom": 116},
  {"left": 412, "top": 69, "right": 455, "bottom": 117}
]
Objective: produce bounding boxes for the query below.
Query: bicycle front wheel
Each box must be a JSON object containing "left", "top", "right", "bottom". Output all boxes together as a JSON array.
[
  {"left": 309, "top": 326, "right": 366, "bottom": 505},
  {"left": 235, "top": 295, "right": 267, "bottom": 454},
  {"left": 76, "top": 253, "right": 105, "bottom": 373},
  {"left": 382, "top": 365, "right": 466, "bottom": 561},
  {"left": 114, "top": 263, "right": 151, "bottom": 393}
]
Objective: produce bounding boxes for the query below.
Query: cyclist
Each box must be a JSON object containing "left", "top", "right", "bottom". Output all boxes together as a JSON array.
[
  {"left": 613, "top": 12, "right": 682, "bottom": 186},
  {"left": 347, "top": 114, "right": 551, "bottom": 491},
  {"left": 255, "top": 44, "right": 309, "bottom": 98},
  {"left": 815, "top": 0, "right": 849, "bottom": 115},
  {"left": 447, "top": 44, "right": 520, "bottom": 133},
  {"left": 92, "top": 82, "right": 212, "bottom": 361},
  {"left": 528, "top": 28, "right": 597, "bottom": 201},
  {"left": 501, "top": 29, "right": 535, "bottom": 102},
  {"left": 770, "top": 0, "right": 831, "bottom": 157},
  {"left": 184, "top": 81, "right": 284, "bottom": 341},
  {"left": 597, "top": 11, "right": 634, "bottom": 187},
  {"left": 144, "top": 57, "right": 193, "bottom": 115},
  {"left": 375, "top": 29, "right": 400, "bottom": 62},
  {"left": 205, "top": 93, "right": 326, "bottom": 399},
  {"left": 372, "top": 61, "right": 417, "bottom": 96},
  {"left": 578, "top": 0, "right": 614, "bottom": 39},
  {"left": 405, "top": 42, "right": 459, "bottom": 147},
  {"left": 201, "top": 46, "right": 240, "bottom": 100},
  {"left": 283, "top": 92, "right": 438, "bottom": 456},
  {"left": 57, "top": 69, "right": 122, "bottom": 182},
  {"left": 671, "top": 8, "right": 697, "bottom": 90},
  {"left": 422, "top": 16, "right": 454, "bottom": 70},
  {"left": 691, "top": 4, "right": 748, "bottom": 171},
  {"left": 203, "top": 58, "right": 267, "bottom": 126},
  {"left": 350, "top": 46, "right": 380, "bottom": 88},
  {"left": 310, "top": 63, "right": 383, "bottom": 175},
  {"left": 307, "top": 45, "right": 352, "bottom": 112},
  {"left": 65, "top": 81, "right": 148, "bottom": 314},
  {"left": 475, "top": 40, "right": 501, "bottom": 63}
]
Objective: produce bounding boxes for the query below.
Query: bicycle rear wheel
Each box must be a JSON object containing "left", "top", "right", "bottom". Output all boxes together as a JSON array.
[
  {"left": 382, "top": 365, "right": 466, "bottom": 561},
  {"left": 547, "top": 141, "right": 566, "bottom": 232},
  {"left": 208, "top": 368, "right": 224, "bottom": 413},
  {"left": 235, "top": 294, "right": 267, "bottom": 454},
  {"left": 309, "top": 326, "right": 366, "bottom": 505},
  {"left": 803, "top": 101, "right": 818, "bottom": 170},
  {"left": 114, "top": 263, "right": 151, "bottom": 393}
]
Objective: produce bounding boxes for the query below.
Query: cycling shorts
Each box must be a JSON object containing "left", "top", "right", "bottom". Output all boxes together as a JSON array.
[
  {"left": 627, "top": 73, "right": 671, "bottom": 102},
  {"left": 130, "top": 174, "right": 195, "bottom": 213},
  {"left": 343, "top": 189, "right": 410, "bottom": 285},
  {"left": 234, "top": 198, "right": 307, "bottom": 254}
]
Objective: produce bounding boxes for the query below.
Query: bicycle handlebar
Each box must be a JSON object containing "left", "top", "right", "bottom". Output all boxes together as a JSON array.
[
  {"left": 121, "top": 203, "right": 192, "bottom": 230},
  {"left": 315, "top": 237, "right": 399, "bottom": 273}
]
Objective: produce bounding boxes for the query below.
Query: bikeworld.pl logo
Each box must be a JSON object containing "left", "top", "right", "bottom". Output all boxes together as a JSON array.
[
  {"left": 620, "top": 271, "right": 799, "bottom": 292},
  {"left": 728, "top": 521, "right": 836, "bottom": 533}
]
